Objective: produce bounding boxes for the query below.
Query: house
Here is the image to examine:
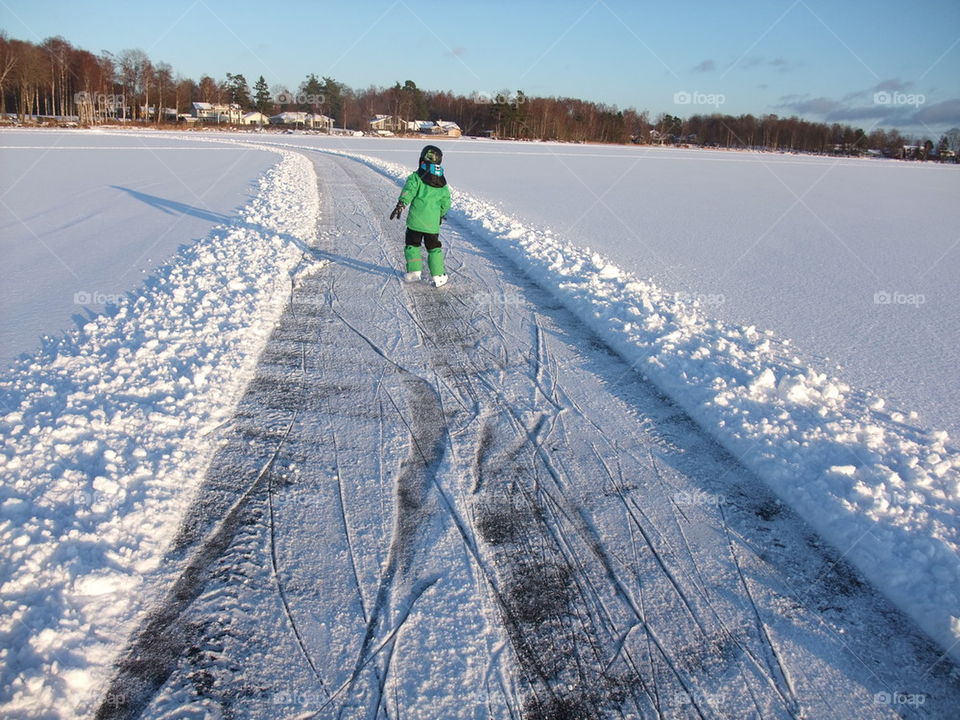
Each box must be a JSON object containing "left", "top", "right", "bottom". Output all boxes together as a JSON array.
[
  {"left": 142, "top": 106, "right": 178, "bottom": 121},
  {"left": 369, "top": 114, "right": 406, "bottom": 133},
  {"left": 403, "top": 119, "right": 460, "bottom": 137},
  {"left": 306, "top": 113, "right": 335, "bottom": 132},
  {"left": 191, "top": 102, "right": 243, "bottom": 124},
  {"left": 241, "top": 111, "right": 270, "bottom": 126},
  {"left": 270, "top": 111, "right": 308, "bottom": 126},
  {"left": 436, "top": 120, "right": 462, "bottom": 137},
  {"left": 407, "top": 120, "right": 436, "bottom": 133}
]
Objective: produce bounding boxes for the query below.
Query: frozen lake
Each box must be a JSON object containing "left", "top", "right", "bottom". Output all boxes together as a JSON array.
[
  {"left": 256, "top": 134, "right": 960, "bottom": 439},
  {"left": 0, "top": 130, "right": 276, "bottom": 366}
]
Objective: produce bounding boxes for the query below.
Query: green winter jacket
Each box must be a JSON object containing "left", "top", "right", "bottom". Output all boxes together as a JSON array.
[{"left": 399, "top": 172, "right": 451, "bottom": 234}]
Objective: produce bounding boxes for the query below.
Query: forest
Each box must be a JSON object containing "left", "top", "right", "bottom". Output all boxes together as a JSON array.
[{"left": 1, "top": 32, "right": 956, "bottom": 159}]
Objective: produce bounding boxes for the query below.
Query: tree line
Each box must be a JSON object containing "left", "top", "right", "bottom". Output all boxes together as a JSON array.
[{"left": 1, "top": 32, "right": 956, "bottom": 159}]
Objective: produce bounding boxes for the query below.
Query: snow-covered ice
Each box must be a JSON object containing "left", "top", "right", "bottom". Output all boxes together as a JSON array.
[
  {"left": 1, "top": 129, "right": 958, "bottom": 718},
  {"left": 0, "top": 130, "right": 276, "bottom": 366},
  {"left": 293, "top": 140, "right": 960, "bottom": 666},
  {"left": 260, "top": 136, "right": 960, "bottom": 442}
]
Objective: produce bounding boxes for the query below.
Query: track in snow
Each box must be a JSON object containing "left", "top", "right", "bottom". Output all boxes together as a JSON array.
[{"left": 97, "top": 149, "right": 960, "bottom": 720}]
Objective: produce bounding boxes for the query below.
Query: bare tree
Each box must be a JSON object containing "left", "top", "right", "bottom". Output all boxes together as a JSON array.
[{"left": 0, "top": 33, "right": 17, "bottom": 116}]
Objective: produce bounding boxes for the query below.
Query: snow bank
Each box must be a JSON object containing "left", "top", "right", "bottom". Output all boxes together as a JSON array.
[
  {"left": 0, "top": 147, "right": 318, "bottom": 717},
  {"left": 323, "top": 148, "right": 960, "bottom": 663}
]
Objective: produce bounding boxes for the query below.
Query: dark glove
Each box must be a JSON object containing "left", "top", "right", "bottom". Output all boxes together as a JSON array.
[{"left": 389, "top": 202, "right": 404, "bottom": 220}]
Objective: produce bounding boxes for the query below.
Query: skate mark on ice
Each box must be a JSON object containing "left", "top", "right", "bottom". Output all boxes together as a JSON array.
[{"left": 94, "top": 410, "right": 299, "bottom": 720}]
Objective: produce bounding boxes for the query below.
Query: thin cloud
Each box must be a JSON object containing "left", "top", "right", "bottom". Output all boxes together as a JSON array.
[
  {"left": 740, "top": 55, "right": 797, "bottom": 73},
  {"left": 913, "top": 98, "right": 960, "bottom": 125},
  {"left": 777, "top": 96, "right": 841, "bottom": 114},
  {"left": 825, "top": 105, "right": 906, "bottom": 122},
  {"left": 843, "top": 78, "right": 915, "bottom": 103},
  {"left": 874, "top": 78, "right": 914, "bottom": 93},
  {"left": 691, "top": 59, "right": 716, "bottom": 73},
  {"left": 775, "top": 86, "right": 960, "bottom": 131}
]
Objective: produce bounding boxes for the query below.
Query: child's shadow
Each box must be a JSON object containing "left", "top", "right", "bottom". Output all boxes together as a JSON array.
[
  {"left": 303, "top": 248, "right": 396, "bottom": 279},
  {"left": 111, "top": 185, "right": 398, "bottom": 280}
]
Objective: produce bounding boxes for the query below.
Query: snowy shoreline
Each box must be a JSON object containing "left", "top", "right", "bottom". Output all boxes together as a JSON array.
[{"left": 0, "top": 144, "right": 319, "bottom": 716}]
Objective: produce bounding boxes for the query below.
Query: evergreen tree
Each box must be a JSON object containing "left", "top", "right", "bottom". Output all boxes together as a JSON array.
[
  {"left": 299, "top": 73, "right": 325, "bottom": 112},
  {"left": 225, "top": 72, "right": 250, "bottom": 108},
  {"left": 253, "top": 75, "right": 271, "bottom": 114},
  {"left": 321, "top": 76, "right": 343, "bottom": 121},
  {"left": 394, "top": 79, "right": 427, "bottom": 121}
]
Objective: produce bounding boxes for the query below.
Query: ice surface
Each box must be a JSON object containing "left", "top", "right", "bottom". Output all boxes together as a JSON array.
[
  {"left": 312, "top": 143, "right": 959, "bottom": 667},
  {"left": 259, "top": 136, "right": 960, "bottom": 440},
  {"left": 0, "top": 130, "right": 276, "bottom": 366},
  {"left": 1, "top": 129, "right": 957, "bottom": 717}
]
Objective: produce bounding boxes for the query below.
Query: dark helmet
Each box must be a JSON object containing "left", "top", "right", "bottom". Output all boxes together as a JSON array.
[{"left": 420, "top": 145, "right": 442, "bottom": 165}]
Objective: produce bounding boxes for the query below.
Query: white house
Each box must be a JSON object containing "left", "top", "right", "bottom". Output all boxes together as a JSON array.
[
  {"left": 270, "top": 111, "right": 308, "bottom": 126},
  {"left": 407, "top": 120, "right": 435, "bottom": 133},
  {"left": 436, "top": 120, "right": 462, "bottom": 137},
  {"left": 406, "top": 119, "right": 461, "bottom": 137},
  {"left": 192, "top": 102, "right": 243, "bottom": 123},
  {"left": 370, "top": 114, "right": 405, "bottom": 133},
  {"left": 241, "top": 111, "right": 270, "bottom": 126},
  {"left": 306, "top": 113, "right": 335, "bottom": 132},
  {"left": 141, "top": 106, "right": 179, "bottom": 121}
]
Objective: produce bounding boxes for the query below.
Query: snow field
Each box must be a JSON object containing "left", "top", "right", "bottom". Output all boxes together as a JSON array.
[
  {"left": 1, "top": 130, "right": 957, "bottom": 717},
  {"left": 0, "top": 145, "right": 319, "bottom": 716},
  {"left": 303, "top": 146, "right": 960, "bottom": 665},
  {"left": 0, "top": 130, "right": 278, "bottom": 367}
]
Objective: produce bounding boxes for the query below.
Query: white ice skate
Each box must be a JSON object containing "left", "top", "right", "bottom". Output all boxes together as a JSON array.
[
  {"left": 404, "top": 270, "right": 421, "bottom": 283},
  {"left": 432, "top": 274, "right": 448, "bottom": 288}
]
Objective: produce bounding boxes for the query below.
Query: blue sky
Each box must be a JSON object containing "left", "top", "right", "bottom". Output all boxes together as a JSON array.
[{"left": 3, "top": 0, "right": 958, "bottom": 133}]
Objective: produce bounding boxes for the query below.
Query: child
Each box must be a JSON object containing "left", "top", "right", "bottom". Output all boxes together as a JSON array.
[{"left": 390, "top": 145, "right": 452, "bottom": 288}]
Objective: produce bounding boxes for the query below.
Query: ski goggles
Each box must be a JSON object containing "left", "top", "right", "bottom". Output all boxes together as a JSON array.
[
  {"left": 421, "top": 147, "right": 442, "bottom": 164},
  {"left": 420, "top": 162, "right": 443, "bottom": 177}
]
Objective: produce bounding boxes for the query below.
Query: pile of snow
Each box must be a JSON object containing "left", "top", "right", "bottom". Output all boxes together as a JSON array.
[
  {"left": 319, "top": 147, "right": 960, "bottom": 663},
  {"left": 0, "top": 147, "right": 318, "bottom": 716}
]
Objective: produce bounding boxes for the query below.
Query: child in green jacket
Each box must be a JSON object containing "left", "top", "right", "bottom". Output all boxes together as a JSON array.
[{"left": 390, "top": 145, "right": 452, "bottom": 287}]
